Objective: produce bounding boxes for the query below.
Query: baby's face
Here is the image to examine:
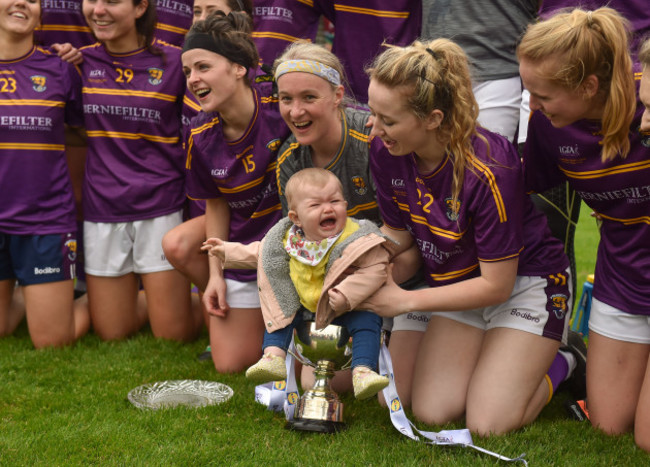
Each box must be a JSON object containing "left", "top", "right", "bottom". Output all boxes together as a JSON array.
[{"left": 290, "top": 180, "right": 348, "bottom": 242}]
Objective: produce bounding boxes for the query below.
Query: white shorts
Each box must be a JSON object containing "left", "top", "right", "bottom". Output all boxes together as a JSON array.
[
  {"left": 589, "top": 297, "right": 650, "bottom": 344},
  {"left": 518, "top": 89, "right": 531, "bottom": 145},
  {"left": 391, "top": 311, "right": 433, "bottom": 332},
  {"left": 224, "top": 278, "right": 261, "bottom": 308},
  {"left": 430, "top": 271, "right": 571, "bottom": 344},
  {"left": 84, "top": 211, "right": 183, "bottom": 277},
  {"left": 390, "top": 282, "right": 432, "bottom": 332},
  {"left": 473, "top": 76, "right": 523, "bottom": 143}
]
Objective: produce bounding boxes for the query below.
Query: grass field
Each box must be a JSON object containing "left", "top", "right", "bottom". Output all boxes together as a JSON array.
[{"left": 2, "top": 203, "right": 646, "bottom": 466}]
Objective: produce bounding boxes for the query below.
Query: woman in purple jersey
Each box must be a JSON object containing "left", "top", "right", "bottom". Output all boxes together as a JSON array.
[
  {"left": 519, "top": 8, "right": 650, "bottom": 451},
  {"left": 162, "top": 0, "right": 252, "bottom": 359},
  {"left": 362, "top": 38, "right": 583, "bottom": 436},
  {"left": 181, "top": 11, "right": 290, "bottom": 372},
  {"left": 0, "top": 0, "right": 89, "bottom": 347},
  {"left": 80, "top": 0, "right": 202, "bottom": 341}
]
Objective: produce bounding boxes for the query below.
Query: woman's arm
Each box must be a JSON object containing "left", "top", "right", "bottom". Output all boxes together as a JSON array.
[
  {"left": 360, "top": 257, "right": 518, "bottom": 317},
  {"left": 203, "top": 197, "right": 231, "bottom": 317},
  {"left": 380, "top": 225, "right": 413, "bottom": 257},
  {"left": 64, "top": 125, "right": 86, "bottom": 147},
  {"left": 52, "top": 43, "right": 83, "bottom": 65}
]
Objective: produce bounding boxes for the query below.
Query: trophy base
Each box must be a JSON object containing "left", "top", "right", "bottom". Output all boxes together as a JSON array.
[{"left": 286, "top": 418, "right": 347, "bottom": 433}]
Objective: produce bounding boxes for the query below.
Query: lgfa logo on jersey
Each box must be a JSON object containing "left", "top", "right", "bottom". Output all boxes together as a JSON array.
[
  {"left": 266, "top": 138, "right": 282, "bottom": 152},
  {"left": 351, "top": 175, "right": 368, "bottom": 196},
  {"left": 148, "top": 67, "right": 163, "bottom": 85},
  {"left": 444, "top": 197, "right": 460, "bottom": 221},
  {"left": 31, "top": 75, "right": 46, "bottom": 92},
  {"left": 551, "top": 294, "right": 568, "bottom": 319},
  {"left": 558, "top": 144, "right": 580, "bottom": 157}
]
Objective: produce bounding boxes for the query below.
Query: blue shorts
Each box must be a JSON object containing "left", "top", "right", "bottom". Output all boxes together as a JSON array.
[{"left": 0, "top": 232, "right": 77, "bottom": 285}]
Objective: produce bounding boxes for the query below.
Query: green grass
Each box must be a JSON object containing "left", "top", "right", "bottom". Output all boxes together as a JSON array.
[{"left": 1, "top": 202, "right": 644, "bottom": 466}]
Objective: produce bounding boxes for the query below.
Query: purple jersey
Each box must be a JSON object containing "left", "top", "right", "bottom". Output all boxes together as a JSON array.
[
  {"left": 154, "top": 0, "right": 193, "bottom": 47},
  {"left": 181, "top": 90, "right": 205, "bottom": 219},
  {"left": 316, "top": 0, "right": 421, "bottom": 102},
  {"left": 37, "top": 3, "right": 95, "bottom": 47},
  {"left": 0, "top": 47, "right": 82, "bottom": 235},
  {"left": 252, "top": 0, "right": 321, "bottom": 66},
  {"left": 523, "top": 74, "right": 650, "bottom": 314},
  {"left": 539, "top": 1, "right": 650, "bottom": 58},
  {"left": 185, "top": 83, "right": 290, "bottom": 281},
  {"left": 80, "top": 40, "right": 186, "bottom": 222},
  {"left": 182, "top": 89, "right": 201, "bottom": 132},
  {"left": 370, "top": 129, "right": 568, "bottom": 287}
]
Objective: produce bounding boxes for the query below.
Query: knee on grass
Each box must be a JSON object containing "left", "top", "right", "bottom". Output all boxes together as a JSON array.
[{"left": 412, "top": 400, "right": 464, "bottom": 427}]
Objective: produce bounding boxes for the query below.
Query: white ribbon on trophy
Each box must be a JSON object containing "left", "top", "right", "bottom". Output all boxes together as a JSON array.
[
  {"left": 255, "top": 340, "right": 527, "bottom": 465},
  {"left": 378, "top": 343, "right": 528, "bottom": 465}
]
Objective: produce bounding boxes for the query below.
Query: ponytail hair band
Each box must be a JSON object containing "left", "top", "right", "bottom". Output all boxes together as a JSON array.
[{"left": 426, "top": 48, "right": 440, "bottom": 61}]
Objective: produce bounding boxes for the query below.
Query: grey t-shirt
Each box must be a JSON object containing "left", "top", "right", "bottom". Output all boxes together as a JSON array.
[{"left": 421, "top": 0, "right": 538, "bottom": 80}]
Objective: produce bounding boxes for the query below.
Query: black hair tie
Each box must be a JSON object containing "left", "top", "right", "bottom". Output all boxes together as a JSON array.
[{"left": 426, "top": 48, "right": 439, "bottom": 61}]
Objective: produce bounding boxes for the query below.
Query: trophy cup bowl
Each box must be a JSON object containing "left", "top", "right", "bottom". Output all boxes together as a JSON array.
[{"left": 287, "top": 319, "right": 352, "bottom": 433}]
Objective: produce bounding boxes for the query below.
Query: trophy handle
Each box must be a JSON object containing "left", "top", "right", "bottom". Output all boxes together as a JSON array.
[{"left": 287, "top": 348, "right": 314, "bottom": 368}]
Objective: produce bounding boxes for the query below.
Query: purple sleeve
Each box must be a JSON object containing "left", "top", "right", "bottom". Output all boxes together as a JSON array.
[
  {"left": 63, "top": 62, "right": 83, "bottom": 128},
  {"left": 185, "top": 113, "right": 224, "bottom": 201},
  {"left": 522, "top": 111, "right": 565, "bottom": 193},
  {"left": 369, "top": 137, "right": 407, "bottom": 230}
]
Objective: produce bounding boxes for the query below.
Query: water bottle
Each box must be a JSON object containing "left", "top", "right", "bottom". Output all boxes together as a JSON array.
[{"left": 570, "top": 274, "right": 594, "bottom": 336}]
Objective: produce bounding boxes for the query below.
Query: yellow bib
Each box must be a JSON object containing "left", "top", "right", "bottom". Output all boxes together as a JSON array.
[{"left": 286, "top": 219, "right": 360, "bottom": 312}]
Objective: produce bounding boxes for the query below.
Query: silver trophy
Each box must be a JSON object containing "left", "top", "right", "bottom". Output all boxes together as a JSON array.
[{"left": 287, "top": 320, "right": 352, "bottom": 433}]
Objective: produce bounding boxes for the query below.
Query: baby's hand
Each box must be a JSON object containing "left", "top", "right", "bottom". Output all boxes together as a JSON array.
[
  {"left": 201, "top": 237, "right": 226, "bottom": 260},
  {"left": 328, "top": 288, "right": 350, "bottom": 313},
  {"left": 52, "top": 43, "right": 83, "bottom": 65}
]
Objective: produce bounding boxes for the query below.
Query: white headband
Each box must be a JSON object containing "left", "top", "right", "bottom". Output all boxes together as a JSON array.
[{"left": 275, "top": 59, "right": 341, "bottom": 86}]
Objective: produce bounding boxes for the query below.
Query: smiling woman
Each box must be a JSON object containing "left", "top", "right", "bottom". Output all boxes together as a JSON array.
[
  {"left": 181, "top": 11, "right": 291, "bottom": 373},
  {"left": 362, "top": 38, "right": 579, "bottom": 436},
  {"left": 519, "top": 8, "right": 650, "bottom": 452},
  {"left": 0, "top": 0, "right": 89, "bottom": 347},
  {"left": 78, "top": 0, "right": 202, "bottom": 342},
  {"left": 274, "top": 42, "right": 381, "bottom": 225},
  {"left": 271, "top": 42, "right": 385, "bottom": 394},
  {"left": 83, "top": 0, "right": 154, "bottom": 53}
]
